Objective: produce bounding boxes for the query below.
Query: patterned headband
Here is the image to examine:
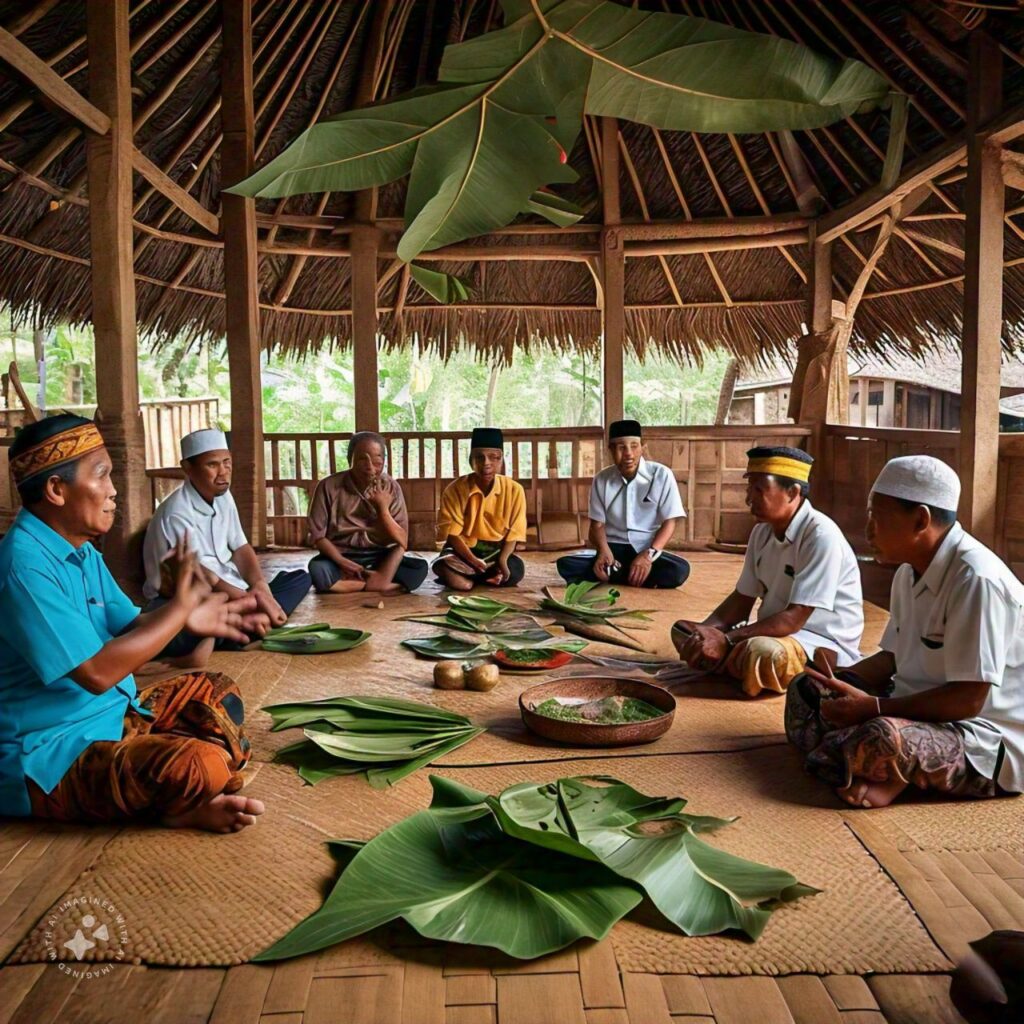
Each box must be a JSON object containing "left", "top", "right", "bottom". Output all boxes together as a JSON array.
[{"left": 10, "top": 422, "right": 106, "bottom": 485}]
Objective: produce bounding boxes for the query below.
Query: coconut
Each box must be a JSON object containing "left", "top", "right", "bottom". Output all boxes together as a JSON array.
[
  {"left": 464, "top": 661, "right": 500, "bottom": 692},
  {"left": 433, "top": 662, "right": 465, "bottom": 690}
]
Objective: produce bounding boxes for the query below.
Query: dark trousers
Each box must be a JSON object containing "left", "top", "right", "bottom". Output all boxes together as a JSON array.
[
  {"left": 433, "top": 543, "right": 526, "bottom": 587},
  {"left": 556, "top": 542, "right": 690, "bottom": 589},
  {"left": 148, "top": 569, "right": 313, "bottom": 656},
  {"left": 307, "top": 549, "right": 429, "bottom": 593}
]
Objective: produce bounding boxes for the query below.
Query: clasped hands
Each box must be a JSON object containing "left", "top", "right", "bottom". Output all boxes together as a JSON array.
[
  {"left": 162, "top": 537, "right": 260, "bottom": 643},
  {"left": 672, "top": 620, "right": 731, "bottom": 670},
  {"left": 594, "top": 548, "right": 650, "bottom": 587},
  {"left": 800, "top": 666, "right": 880, "bottom": 728}
]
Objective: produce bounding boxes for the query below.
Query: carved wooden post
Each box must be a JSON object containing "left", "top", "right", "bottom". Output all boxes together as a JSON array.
[
  {"left": 350, "top": 224, "right": 381, "bottom": 432},
  {"left": 221, "top": 0, "right": 267, "bottom": 545},
  {"left": 960, "top": 32, "right": 1003, "bottom": 546},
  {"left": 87, "top": 0, "right": 148, "bottom": 585}
]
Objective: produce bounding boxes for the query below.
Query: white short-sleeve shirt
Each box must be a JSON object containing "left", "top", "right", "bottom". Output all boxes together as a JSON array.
[
  {"left": 881, "top": 522, "right": 1024, "bottom": 792},
  {"left": 736, "top": 499, "right": 863, "bottom": 666},
  {"left": 588, "top": 457, "right": 685, "bottom": 552},
  {"left": 142, "top": 480, "right": 250, "bottom": 599}
]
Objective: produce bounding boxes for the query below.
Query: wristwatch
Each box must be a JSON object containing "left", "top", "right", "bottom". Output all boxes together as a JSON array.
[{"left": 646, "top": 547, "right": 662, "bottom": 561}]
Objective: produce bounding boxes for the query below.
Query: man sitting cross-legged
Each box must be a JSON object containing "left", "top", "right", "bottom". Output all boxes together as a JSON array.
[
  {"left": 143, "top": 428, "right": 312, "bottom": 662},
  {"left": 556, "top": 419, "right": 690, "bottom": 589},
  {"left": 674, "top": 446, "right": 864, "bottom": 696},
  {"left": 306, "top": 431, "right": 429, "bottom": 595},
  {"left": 434, "top": 427, "right": 527, "bottom": 591},
  {"left": 0, "top": 414, "right": 265, "bottom": 832},
  {"left": 787, "top": 456, "right": 1024, "bottom": 809}
]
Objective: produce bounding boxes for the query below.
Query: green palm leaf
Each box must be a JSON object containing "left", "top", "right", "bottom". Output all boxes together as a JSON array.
[{"left": 260, "top": 627, "right": 371, "bottom": 654}]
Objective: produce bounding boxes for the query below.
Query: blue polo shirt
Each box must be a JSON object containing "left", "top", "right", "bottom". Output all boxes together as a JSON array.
[{"left": 0, "top": 509, "right": 142, "bottom": 816}]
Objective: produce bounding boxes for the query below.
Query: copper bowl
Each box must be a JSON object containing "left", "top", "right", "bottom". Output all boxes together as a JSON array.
[{"left": 519, "top": 676, "right": 675, "bottom": 748}]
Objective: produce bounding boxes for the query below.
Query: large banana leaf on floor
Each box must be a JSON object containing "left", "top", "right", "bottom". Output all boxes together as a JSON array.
[
  {"left": 264, "top": 696, "right": 483, "bottom": 788},
  {"left": 227, "top": 0, "right": 895, "bottom": 301},
  {"left": 256, "top": 773, "right": 818, "bottom": 960},
  {"left": 492, "top": 777, "right": 819, "bottom": 940}
]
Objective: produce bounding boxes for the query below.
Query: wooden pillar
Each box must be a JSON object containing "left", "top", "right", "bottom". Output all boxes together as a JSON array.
[
  {"left": 221, "top": 0, "right": 267, "bottom": 546},
  {"left": 788, "top": 230, "right": 834, "bottom": 425},
  {"left": 87, "top": 0, "right": 148, "bottom": 584},
  {"left": 960, "top": 32, "right": 1003, "bottom": 546},
  {"left": 601, "top": 117, "right": 624, "bottom": 426},
  {"left": 350, "top": 226, "right": 380, "bottom": 432}
]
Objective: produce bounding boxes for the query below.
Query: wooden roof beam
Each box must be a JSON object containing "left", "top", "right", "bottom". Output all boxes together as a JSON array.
[
  {"left": 131, "top": 146, "right": 219, "bottom": 235},
  {"left": 0, "top": 26, "right": 109, "bottom": 134},
  {"left": 819, "top": 102, "right": 1024, "bottom": 244}
]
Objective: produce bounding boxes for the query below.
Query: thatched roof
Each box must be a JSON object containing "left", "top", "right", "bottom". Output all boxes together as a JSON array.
[{"left": 0, "top": 0, "right": 1023, "bottom": 367}]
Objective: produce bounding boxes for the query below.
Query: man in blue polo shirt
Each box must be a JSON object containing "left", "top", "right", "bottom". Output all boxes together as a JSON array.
[{"left": 0, "top": 414, "right": 266, "bottom": 832}]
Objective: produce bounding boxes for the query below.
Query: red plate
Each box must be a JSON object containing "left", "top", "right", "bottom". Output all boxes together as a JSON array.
[{"left": 493, "top": 649, "right": 574, "bottom": 672}]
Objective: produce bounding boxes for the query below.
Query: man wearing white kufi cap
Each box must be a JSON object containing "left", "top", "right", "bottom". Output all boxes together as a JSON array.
[
  {"left": 143, "top": 428, "right": 312, "bottom": 660},
  {"left": 786, "top": 455, "right": 1024, "bottom": 808}
]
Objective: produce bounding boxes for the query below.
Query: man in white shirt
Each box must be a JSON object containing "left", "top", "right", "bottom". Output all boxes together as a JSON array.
[
  {"left": 787, "top": 455, "right": 1024, "bottom": 808},
  {"left": 143, "top": 429, "right": 312, "bottom": 659},
  {"left": 675, "top": 446, "right": 863, "bottom": 696},
  {"left": 556, "top": 420, "right": 690, "bottom": 589}
]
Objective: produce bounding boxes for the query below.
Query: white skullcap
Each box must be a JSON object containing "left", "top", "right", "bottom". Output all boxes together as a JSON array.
[
  {"left": 870, "top": 455, "right": 960, "bottom": 512},
  {"left": 181, "top": 428, "right": 229, "bottom": 460}
]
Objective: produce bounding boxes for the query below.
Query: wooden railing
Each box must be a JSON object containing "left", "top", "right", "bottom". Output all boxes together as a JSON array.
[
  {"left": 0, "top": 396, "right": 219, "bottom": 469},
  {"left": 263, "top": 424, "right": 812, "bottom": 550}
]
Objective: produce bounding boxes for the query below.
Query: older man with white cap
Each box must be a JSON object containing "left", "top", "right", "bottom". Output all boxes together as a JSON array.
[
  {"left": 143, "top": 428, "right": 312, "bottom": 658},
  {"left": 786, "top": 455, "right": 1024, "bottom": 809}
]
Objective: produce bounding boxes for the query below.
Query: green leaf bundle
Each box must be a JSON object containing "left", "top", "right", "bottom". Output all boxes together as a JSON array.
[
  {"left": 256, "top": 773, "right": 818, "bottom": 961},
  {"left": 400, "top": 594, "right": 542, "bottom": 634},
  {"left": 401, "top": 630, "right": 587, "bottom": 660},
  {"left": 260, "top": 624, "right": 371, "bottom": 655},
  {"left": 229, "top": 0, "right": 895, "bottom": 302},
  {"left": 264, "top": 696, "right": 483, "bottom": 788}
]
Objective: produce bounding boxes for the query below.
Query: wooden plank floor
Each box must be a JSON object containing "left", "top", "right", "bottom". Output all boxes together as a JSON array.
[{"left": 0, "top": 549, "right": 1007, "bottom": 1023}]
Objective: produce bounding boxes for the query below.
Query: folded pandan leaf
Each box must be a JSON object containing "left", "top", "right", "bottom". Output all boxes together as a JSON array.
[
  {"left": 228, "top": 0, "right": 896, "bottom": 303},
  {"left": 260, "top": 626, "right": 371, "bottom": 654},
  {"left": 256, "top": 773, "right": 818, "bottom": 961}
]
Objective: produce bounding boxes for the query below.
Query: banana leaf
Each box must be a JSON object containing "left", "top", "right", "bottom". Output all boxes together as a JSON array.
[
  {"left": 491, "top": 777, "right": 818, "bottom": 940},
  {"left": 266, "top": 696, "right": 484, "bottom": 787},
  {"left": 398, "top": 611, "right": 542, "bottom": 634},
  {"left": 228, "top": 0, "right": 894, "bottom": 301},
  {"left": 254, "top": 800, "right": 642, "bottom": 962},
  {"left": 260, "top": 627, "right": 371, "bottom": 654},
  {"left": 541, "top": 583, "right": 654, "bottom": 622},
  {"left": 446, "top": 594, "right": 518, "bottom": 620},
  {"left": 401, "top": 630, "right": 586, "bottom": 660},
  {"left": 263, "top": 622, "right": 330, "bottom": 638}
]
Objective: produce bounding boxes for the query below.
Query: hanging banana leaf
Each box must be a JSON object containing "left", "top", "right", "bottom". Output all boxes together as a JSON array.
[
  {"left": 492, "top": 776, "right": 818, "bottom": 940},
  {"left": 229, "top": 0, "right": 895, "bottom": 301},
  {"left": 260, "top": 626, "right": 371, "bottom": 654}
]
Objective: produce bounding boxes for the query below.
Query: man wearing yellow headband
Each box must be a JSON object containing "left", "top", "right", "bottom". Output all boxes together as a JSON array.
[
  {"left": 673, "top": 445, "right": 863, "bottom": 696},
  {"left": 0, "top": 414, "right": 266, "bottom": 832}
]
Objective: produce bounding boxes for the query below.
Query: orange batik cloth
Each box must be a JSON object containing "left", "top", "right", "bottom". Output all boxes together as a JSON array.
[{"left": 28, "top": 672, "right": 249, "bottom": 823}]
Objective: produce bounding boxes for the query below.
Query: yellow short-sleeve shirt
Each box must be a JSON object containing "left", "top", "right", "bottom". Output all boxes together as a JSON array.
[{"left": 437, "top": 474, "right": 527, "bottom": 547}]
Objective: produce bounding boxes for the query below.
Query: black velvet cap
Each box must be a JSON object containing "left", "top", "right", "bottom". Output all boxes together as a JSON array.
[
  {"left": 609, "top": 419, "right": 642, "bottom": 441},
  {"left": 470, "top": 427, "right": 504, "bottom": 450}
]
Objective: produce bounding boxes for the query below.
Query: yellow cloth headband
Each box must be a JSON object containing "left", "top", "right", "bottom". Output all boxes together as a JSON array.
[
  {"left": 745, "top": 455, "right": 812, "bottom": 482},
  {"left": 10, "top": 423, "right": 105, "bottom": 485}
]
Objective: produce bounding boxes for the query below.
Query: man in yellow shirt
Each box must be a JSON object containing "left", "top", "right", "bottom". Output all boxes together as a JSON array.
[{"left": 434, "top": 427, "right": 527, "bottom": 590}]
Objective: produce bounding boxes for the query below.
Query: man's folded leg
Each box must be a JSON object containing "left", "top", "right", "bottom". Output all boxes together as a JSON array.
[{"left": 268, "top": 569, "right": 313, "bottom": 617}]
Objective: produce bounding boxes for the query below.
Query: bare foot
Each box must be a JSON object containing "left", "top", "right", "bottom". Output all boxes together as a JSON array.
[
  {"left": 836, "top": 776, "right": 908, "bottom": 809},
  {"left": 438, "top": 568, "right": 473, "bottom": 591},
  {"left": 162, "top": 794, "right": 266, "bottom": 833},
  {"left": 328, "top": 579, "right": 366, "bottom": 594}
]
